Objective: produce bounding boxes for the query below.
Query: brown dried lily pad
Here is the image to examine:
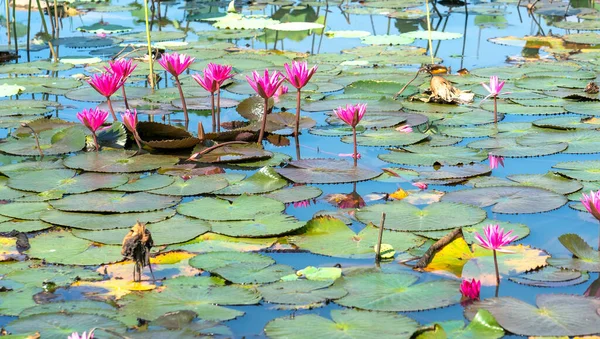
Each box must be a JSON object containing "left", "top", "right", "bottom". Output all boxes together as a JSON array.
[{"left": 137, "top": 122, "right": 200, "bottom": 149}]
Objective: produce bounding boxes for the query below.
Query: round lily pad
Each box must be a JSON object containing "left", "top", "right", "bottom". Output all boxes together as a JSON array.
[
  {"left": 0, "top": 202, "right": 50, "bottom": 220},
  {"left": 403, "top": 30, "right": 463, "bottom": 40},
  {"left": 442, "top": 186, "right": 567, "bottom": 214},
  {"left": 6, "top": 313, "right": 126, "bottom": 338},
  {"left": 149, "top": 175, "right": 229, "bottom": 196},
  {"left": 0, "top": 127, "right": 85, "bottom": 156},
  {"left": 64, "top": 151, "right": 179, "bottom": 173},
  {"left": 259, "top": 279, "right": 347, "bottom": 306},
  {"left": 344, "top": 129, "right": 428, "bottom": 147},
  {"left": 334, "top": 272, "right": 461, "bottom": 311},
  {"left": 0, "top": 220, "right": 53, "bottom": 233},
  {"left": 509, "top": 267, "right": 588, "bottom": 287},
  {"left": 553, "top": 160, "right": 600, "bottom": 181},
  {"left": 288, "top": 216, "right": 425, "bottom": 259},
  {"left": 379, "top": 145, "right": 488, "bottom": 166},
  {"left": 504, "top": 172, "right": 583, "bottom": 195},
  {"left": 467, "top": 137, "right": 567, "bottom": 158},
  {"left": 214, "top": 167, "right": 287, "bottom": 195},
  {"left": 547, "top": 233, "right": 600, "bottom": 272},
  {"left": 49, "top": 192, "right": 181, "bottom": 213},
  {"left": 7, "top": 169, "right": 128, "bottom": 194},
  {"left": 356, "top": 201, "right": 486, "bottom": 232},
  {"left": 114, "top": 174, "right": 176, "bottom": 192},
  {"left": 209, "top": 213, "right": 305, "bottom": 237},
  {"left": 275, "top": 159, "right": 381, "bottom": 184},
  {"left": 190, "top": 143, "right": 273, "bottom": 164},
  {"left": 265, "top": 309, "right": 418, "bottom": 339},
  {"left": 264, "top": 185, "right": 323, "bottom": 203},
  {"left": 516, "top": 130, "right": 600, "bottom": 154},
  {"left": 177, "top": 194, "right": 284, "bottom": 221},
  {"left": 39, "top": 209, "right": 175, "bottom": 230}
]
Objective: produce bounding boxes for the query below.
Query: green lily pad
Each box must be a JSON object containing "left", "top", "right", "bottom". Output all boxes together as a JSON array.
[
  {"left": 189, "top": 251, "right": 292, "bottom": 283},
  {"left": 265, "top": 309, "right": 418, "bottom": 339},
  {"left": 417, "top": 219, "right": 529, "bottom": 244},
  {"left": 415, "top": 164, "right": 491, "bottom": 180},
  {"left": 259, "top": 280, "right": 347, "bottom": 306},
  {"left": 0, "top": 126, "right": 85, "bottom": 156},
  {"left": 532, "top": 116, "right": 600, "bottom": 130},
  {"left": 553, "top": 160, "right": 600, "bottom": 181},
  {"left": 209, "top": 213, "right": 304, "bottom": 237},
  {"left": 64, "top": 151, "right": 179, "bottom": 173},
  {"left": 177, "top": 194, "right": 284, "bottom": 221},
  {"left": 509, "top": 267, "right": 589, "bottom": 287},
  {"left": 0, "top": 202, "right": 50, "bottom": 220},
  {"left": 149, "top": 174, "right": 229, "bottom": 196},
  {"left": 276, "top": 159, "right": 381, "bottom": 184},
  {"left": 190, "top": 143, "right": 273, "bottom": 164},
  {"left": 420, "top": 310, "right": 504, "bottom": 339},
  {"left": 564, "top": 101, "right": 600, "bottom": 116},
  {"left": 77, "top": 22, "right": 132, "bottom": 34},
  {"left": 467, "top": 137, "right": 567, "bottom": 158},
  {"left": 114, "top": 174, "right": 176, "bottom": 192},
  {"left": 345, "top": 129, "right": 428, "bottom": 147},
  {"left": 0, "top": 220, "right": 53, "bottom": 233},
  {"left": 39, "top": 209, "right": 175, "bottom": 230},
  {"left": 7, "top": 169, "right": 128, "bottom": 194},
  {"left": 168, "top": 233, "right": 276, "bottom": 253},
  {"left": 49, "top": 192, "right": 180, "bottom": 213},
  {"left": 548, "top": 233, "right": 600, "bottom": 272},
  {"left": 264, "top": 185, "right": 323, "bottom": 203},
  {"left": 464, "top": 295, "right": 600, "bottom": 337},
  {"left": 214, "top": 167, "right": 287, "bottom": 195},
  {"left": 379, "top": 145, "right": 488, "bottom": 166},
  {"left": 443, "top": 186, "right": 567, "bottom": 214},
  {"left": 235, "top": 152, "right": 291, "bottom": 168},
  {"left": 288, "top": 216, "right": 425, "bottom": 259},
  {"left": 18, "top": 300, "right": 116, "bottom": 318},
  {"left": 6, "top": 313, "right": 126, "bottom": 339},
  {"left": 72, "top": 216, "right": 210, "bottom": 246},
  {"left": 26, "top": 230, "right": 123, "bottom": 265},
  {"left": 503, "top": 172, "right": 583, "bottom": 195},
  {"left": 356, "top": 201, "right": 486, "bottom": 232},
  {"left": 360, "top": 34, "right": 415, "bottom": 45},
  {"left": 334, "top": 271, "right": 461, "bottom": 311},
  {"left": 516, "top": 130, "right": 600, "bottom": 154}
]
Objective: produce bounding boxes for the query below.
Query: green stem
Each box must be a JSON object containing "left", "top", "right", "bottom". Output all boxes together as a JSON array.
[
  {"left": 92, "top": 132, "right": 99, "bottom": 152},
  {"left": 26, "top": 0, "right": 31, "bottom": 59},
  {"left": 106, "top": 97, "right": 117, "bottom": 121},
  {"left": 5, "top": 0, "right": 10, "bottom": 45},
  {"left": 143, "top": 0, "right": 155, "bottom": 90},
  {"left": 493, "top": 96, "right": 497, "bottom": 124},
  {"left": 121, "top": 85, "right": 129, "bottom": 110},
  {"left": 210, "top": 92, "right": 215, "bottom": 132},
  {"left": 352, "top": 126, "right": 357, "bottom": 167}
]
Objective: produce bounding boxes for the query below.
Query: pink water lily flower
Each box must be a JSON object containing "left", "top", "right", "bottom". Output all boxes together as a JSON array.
[
  {"left": 77, "top": 108, "right": 108, "bottom": 152},
  {"left": 121, "top": 109, "right": 143, "bottom": 153},
  {"left": 192, "top": 72, "right": 217, "bottom": 93},
  {"left": 582, "top": 190, "right": 600, "bottom": 221},
  {"left": 459, "top": 278, "right": 480, "bottom": 300},
  {"left": 284, "top": 60, "right": 318, "bottom": 89},
  {"left": 396, "top": 124, "right": 413, "bottom": 133},
  {"left": 474, "top": 224, "right": 518, "bottom": 252},
  {"left": 339, "top": 153, "right": 361, "bottom": 159},
  {"left": 88, "top": 72, "right": 123, "bottom": 98},
  {"left": 489, "top": 154, "right": 505, "bottom": 169},
  {"left": 157, "top": 52, "right": 195, "bottom": 77},
  {"left": 68, "top": 330, "right": 94, "bottom": 339},
  {"left": 334, "top": 103, "right": 367, "bottom": 128},
  {"left": 206, "top": 63, "right": 234, "bottom": 85},
  {"left": 246, "top": 69, "right": 285, "bottom": 99},
  {"left": 482, "top": 76, "right": 506, "bottom": 100},
  {"left": 412, "top": 182, "right": 427, "bottom": 190},
  {"left": 293, "top": 200, "right": 311, "bottom": 208},
  {"left": 105, "top": 59, "right": 137, "bottom": 80}
]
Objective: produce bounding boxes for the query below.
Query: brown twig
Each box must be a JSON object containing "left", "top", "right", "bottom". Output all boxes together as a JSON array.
[
  {"left": 414, "top": 228, "right": 463, "bottom": 270},
  {"left": 187, "top": 141, "right": 248, "bottom": 161},
  {"left": 393, "top": 69, "right": 423, "bottom": 100},
  {"left": 21, "top": 123, "right": 43, "bottom": 157},
  {"left": 375, "top": 212, "right": 387, "bottom": 262}
]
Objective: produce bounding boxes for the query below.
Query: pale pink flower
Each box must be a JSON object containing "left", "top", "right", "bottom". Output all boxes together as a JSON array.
[
  {"left": 581, "top": 190, "right": 600, "bottom": 221},
  {"left": 68, "top": 330, "right": 94, "bottom": 339},
  {"left": 396, "top": 124, "right": 412, "bottom": 133},
  {"left": 412, "top": 182, "right": 427, "bottom": 190},
  {"left": 274, "top": 85, "right": 289, "bottom": 102},
  {"left": 339, "top": 153, "right": 361, "bottom": 159},
  {"left": 481, "top": 76, "right": 506, "bottom": 101},
  {"left": 489, "top": 154, "right": 504, "bottom": 169}
]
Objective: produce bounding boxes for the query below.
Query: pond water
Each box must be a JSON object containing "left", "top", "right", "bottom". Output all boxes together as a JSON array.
[{"left": 0, "top": 0, "right": 600, "bottom": 337}]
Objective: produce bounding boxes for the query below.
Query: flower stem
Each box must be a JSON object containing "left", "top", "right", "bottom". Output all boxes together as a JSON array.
[
  {"left": 122, "top": 86, "right": 130, "bottom": 110},
  {"left": 352, "top": 126, "right": 357, "bottom": 167},
  {"left": 294, "top": 134, "right": 301, "bottom": 160},
  {"left": 174, "top": 75, "right": 189, "bottom": 123},
  {"left": 133, "top": 132, "right": 143, "bottom": 154},
  {"left": 258, "top": 97, "right": 269, "bottom": 145},
  {"left": 493, "top": 96, "right": 497, "bottom": 125},
  {"left": 217, "top": 83, "right": 221, "bottom": 132},
  {"left": 295, "top": 89, "right": 301, "bottom": 137},
  {"left": 106, "top": 97, "right": 117, "bottom": 121},
  {"left": 210, "top": 92, "right": 216, "bottom": 132},
  {"left": 493, "top": 249, "right": 500, "bottom": 286},
  {"left": 92, "top": 132, "right": 99, "bottom": 152}
]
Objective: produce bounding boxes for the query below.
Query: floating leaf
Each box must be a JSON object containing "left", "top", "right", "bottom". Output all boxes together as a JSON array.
[
  {"left": 334, "top": 272, "right": 461, "bottom": 311},
  {"left": 0, "top": 220, "right": 52, "bottom": 233},
  {"left": 264, "top": 185, "right": 322, "bottom": 203},
  {"left": 115, "top": 174, "right": 175, "bottom": 192},
  {"left": 209, "top": 213, "right": 304, "bottom": 237},
  {"left": 64, "top": 151, "right": 179, "bottom": 173},
  {"left": 39, "top": 209, "right": 175, "bottom": 230},
  {"left": 136, "top": 122, "right": 200, "bottom": 149},
  {"left": 356, "top": 201, "right": 486, "bottom": 231},
  {"left": 288, "top": 216, "right": 425, "bottom": 259},
  {"left": 0, "top": 126, "right": 85, "bottom": 156},
  {"left": 442, "top": 186, "right": 567, "bottom": 214},
  {"left": 548, "top": 233, "right": 600, "bottom": 272},
  {"left": 379, "top": 145, "right": 488, "bottom": 166},
  {"left": 178, "top": 194, "right": 284, "bottom": 221},
  {"left": 259, "top": 280, "right": 346, "bottom": 306},
  {"left": 149, "top": 174, "right": 229, "bottom": 196},
  {"left": 50, "top": 192, "right": 180, "bottom": 213},
  {"left": 7, "top": 169, "right": 128, "bottom": 194},
  {"left": 509, "top": 267, "right": 589, "bottom": 287},
  {"left": 553, "top": 160, "right": 600, "bottom": 181},
  {"left": 190, "top": 143, "right": 273, "bottom": 164},
  {"left": 214, "top": 167, "right": 287, "bottom": 195},
  {"left": 168, "top": 233, "right": 276, "bottom": 253},
  {"left": 467, "top": 137, "right": 567, "bottom": 158},
  {"left": 276, "top": 159, "right": 381, "bottom": 184},
  {"left": 403, "top": 30, "right": 463, "bottom": 40},
  {"left": 5, "top": 313, "right": 126, "bottom": 338},
  {"left": 360, "top": 34, "right": 415, "bottom": 45},
  {"left": 345, "top": 129, "right": 428, "bottom": 147},
  {"left": 516, "top": 130, "right": 600, "bottom": 154},
  {"left": 0, "top": 202, "right": 50, "bottom": 220}
]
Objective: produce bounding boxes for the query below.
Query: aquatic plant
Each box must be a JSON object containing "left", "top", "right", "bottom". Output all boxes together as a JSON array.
[
  {"left": 77, "top": 108, "right": 109, "bottom": 152},
  {"left": 474, "top": 224, "right": 518, "bottom": 285},
  {"left": 489, "top": 154, "right": 505, "bottom": 169},
  {"left": 68, "top": 330, "right": 94, "bottom": 339},
  {"left": 412, "top": 182, "right": 428, "bottom": 190},
  {"left": 334, "top": 103, "right": 366, "bottom": 166},
  {"left": 105, "top": 59, "right": 137, "bottom": 110},
  {"left": 121, "top": 109, "right": 142, "bottom": 153},
  {"left": 246, "top": 69, "right": 285, "bottom": 144},
  {"left": 459, "top": 278, "right": 481, "bottom": 300},
  {"left": 481, "top": 76, "right": 506, "bottom": 124},
  {"left": 158, "top": 52, "right": 195, "bottom": 124},
  {"left": 283, "top": 61, "right": 317, "bottom": 136},
  {"left": 87, "top": 73, "right": 124, "bottom": 121},
  {"left": 192, "top": 63, "right": 234, "bottom": 132}
]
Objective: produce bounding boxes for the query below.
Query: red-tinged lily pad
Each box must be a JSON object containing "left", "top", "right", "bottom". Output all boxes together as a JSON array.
[
  {"left": 275, "top": 159, "right": 381, "bottom": 184},
  {"left": 136, "top": 122, "right": 200, "bottom": 149}
]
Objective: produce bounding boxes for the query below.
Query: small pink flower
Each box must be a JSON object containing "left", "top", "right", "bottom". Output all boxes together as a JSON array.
[
  {"left": 481, "top": 76, "right": 506, "bottom": 101},
  {"left": 284, "top": 60, "right": 318, "bottom": 89},
  {"left": 68, "top": 330, "right": 94, "bottom": 339},
  {"left": 334, "top": 103, "right": 367, "bottom": 128},
  {"left": 293, "top": 200, "right": 311, "bottom": 208},
  {"left": 474, "top": 224, "right": 518, "bottom": 252},
  {"left": 412, "top": 182, "right": 427, "bottom": 190},
  {"left": 489, "top": 154, "right": 505, "bottom": 169},
  {"left": 339, "top": 153, "right": 361, "bottom": 159},
  {"left": 120, "top": 109, "right": 138, "bottom": 134},
  {"left": 206, "top": 63, "right": 234, "bottom": 86},
  {"left": 158, "top": 52, "right": 195, "bottom": 77},
  {"left": 88, "top": 73, "right": 123, "bottom": 98},
  {"left": 77, "top": 108, "right": 109, "bottom": 133},
  {"left": 581, "top": 190, "right": 600, "bottom": 221},
  {"left": 246, "top": 69, "right": 285, "bottom": 99},
  {"left": 96, "top": 32, "right": 107, "bottom": 38},
  {"left": 105, "top": 59, "right": 137, "bottom": 80},
  {"left": 274, "top": 85, "right": 289, "bottom": 102},
  {"left": 459, "top": 279, "right": 480, "bottom": 300},
  {"left": 192, "top": 71, "right": 218, "bottom": 93},
  {"left": 396, "top": 124, "right": 412, "bottom": 133}
]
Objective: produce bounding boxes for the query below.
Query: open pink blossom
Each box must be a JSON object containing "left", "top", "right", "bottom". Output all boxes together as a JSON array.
[
  {"left": 68, "top": 330, "right": 94, "bottom": 339},
  {"left": 339, "top": 153, "right": 361, "bottom": 159},
  {"left": 481, "top": 76, "right": 506, "bottom": 101},
  {"left": 246, "top": 69, "right": 285, "bottom": 99},
  {"left": 459, "top": 279, "right": 480, "bottom": 300},
  {"left": 412, "top": 182, "right": 427, "bottom": 190},
  {"left": 489, "top": 154, "right": 505, "bottom": 169},
  {"left": 105, "top": 59, "right": 137, "bottom": 80},
  {"left": 158, "top": 52, "right": 195, "bottom": 77},
  {"left": 77, "top": 108, "right": 108, "bottom": 133},
  {"left": 284, "top": 60, "right": 318, "bottom": 89},
  {"left": 88, "top": 73, "right": 123, "bottom": 98},
  {"left": 582, "top": 190, "right": 600, "bottom": 221},
  {"left": 474, "top": 224, "right": 518, "bottom": 252},
  {"left": 334, "top": 103, "right": 367, "bottom": 128},
  {"left": 192, "top": 71, "right": 217, "bottom": 93},
  {"left": 396, "top": 124, "right": 412, "bottom": 133},
  {"left": 206, "top": 63, "right": 234, "bottom": 85}
]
